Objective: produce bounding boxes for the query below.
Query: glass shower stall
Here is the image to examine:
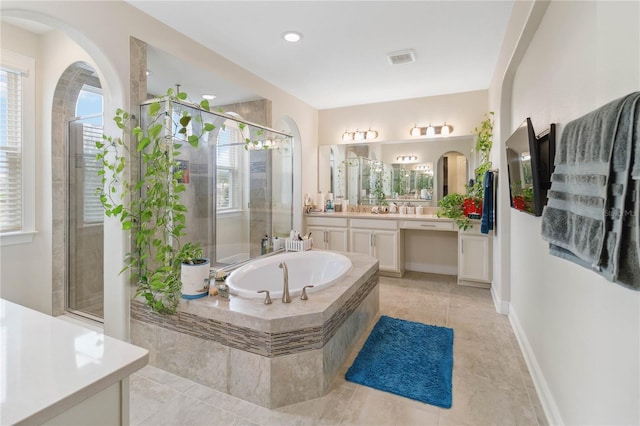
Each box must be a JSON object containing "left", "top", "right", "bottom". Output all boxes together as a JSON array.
[{"left": 139, "top": 98, "right": 294, "bottom": 268}]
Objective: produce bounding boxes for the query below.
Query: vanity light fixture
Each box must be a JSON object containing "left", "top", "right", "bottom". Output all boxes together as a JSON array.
[
  {"left": 409, "top": 122, "right": 454, "bottom": 137},
  {"left": 342, "top": 128, "right": 378, "bottom": 141},
  {"left": 396, "top": 155, "right": 418, "bottom": 163},
  {"left": 342, "top": 130, "right": 354, "bottom": 141},
  {"left": 414, "top": 164, "right": 434, "bottom": 174},
  {"left": 283, "top": 31, "right": 303, "bottom": 42}
]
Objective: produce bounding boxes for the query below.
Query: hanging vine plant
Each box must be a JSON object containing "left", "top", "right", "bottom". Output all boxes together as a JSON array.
[
  {"left": 96, "top": 88, "right": 216, "bottom": 314},
  {"left": 473, "top": 111, "right": 494, "bottom": 182}
]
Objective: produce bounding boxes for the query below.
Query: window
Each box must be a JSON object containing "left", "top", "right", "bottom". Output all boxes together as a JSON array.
[
  {"left": 74, "top": 86, "right": 104, "bottom": 224},
  {"left": 216, "top": 124, "right": 243, "bottom": 211},
  {"left": 0, "top": 50, "right": 35, "bottom": 245}
]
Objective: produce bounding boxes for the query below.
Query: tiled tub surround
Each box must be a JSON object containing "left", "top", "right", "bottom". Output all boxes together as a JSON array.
[{"left": 131, "top": 251, "right": 379, "bottom": 408}]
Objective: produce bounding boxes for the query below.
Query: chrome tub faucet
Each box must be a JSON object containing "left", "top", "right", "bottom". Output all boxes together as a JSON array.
[{"left": 279, "top": 261, "right": 291, "bottom": 303}]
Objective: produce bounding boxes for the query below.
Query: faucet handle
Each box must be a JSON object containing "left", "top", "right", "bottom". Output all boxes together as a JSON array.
[
  {"left": 300, "top": 285, "right": 314, "bottom": 300},
  {"left": 257, "top": 290, "right": 272, "bottom": 305}
]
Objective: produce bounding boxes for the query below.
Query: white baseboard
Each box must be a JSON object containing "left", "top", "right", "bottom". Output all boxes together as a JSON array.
[
  {"left": 404, "top": 262, "right": 457, "bottom": 276},
  {"left": 491, "top": 286, "right": 510, "bottom": 314},
  {"left": 508, "top": 305, "right": 564, "bottom": 426}
]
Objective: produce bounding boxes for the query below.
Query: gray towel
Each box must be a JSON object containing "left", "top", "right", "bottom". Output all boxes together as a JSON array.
[{"left": 541, "top": 92, "right": 640, "bottom": 290}]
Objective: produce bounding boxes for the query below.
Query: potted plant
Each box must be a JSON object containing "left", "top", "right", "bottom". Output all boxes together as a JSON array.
[
  {"left": 437, "top": 193, "right": 471, "bottom": 230},
  {"left": 179, "top": 242, "right": 211, "bottom": 300},
  {"left": 463, "top": 181, "right": 483, "bottom": 218},
  {"left": 96, "top": 88, "right": 216, "bottom": 314}
]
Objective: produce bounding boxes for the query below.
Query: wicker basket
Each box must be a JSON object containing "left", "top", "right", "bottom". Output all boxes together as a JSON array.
[{"left": 285, "top": 238, "right": 313, "bottom": 252}]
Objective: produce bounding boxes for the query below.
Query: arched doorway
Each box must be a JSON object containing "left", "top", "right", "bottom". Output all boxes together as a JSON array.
[{"left": 437, "top": 151, "right": 468, "bottom": 198}]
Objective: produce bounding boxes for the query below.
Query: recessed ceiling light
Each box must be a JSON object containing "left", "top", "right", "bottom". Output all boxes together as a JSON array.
[
  {"left": 202, "top": 94, "right": 216, "bottom": 100},
  {"left": 282, "top": 31, "right": 303, "bottom": 43}
]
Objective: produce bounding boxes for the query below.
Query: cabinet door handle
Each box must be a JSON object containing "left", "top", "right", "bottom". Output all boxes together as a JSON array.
[
  {"left": 420, "top": 224, "right": 436, "bottom": 227},
  {"left": 325, "top": 230, "right": 328, "bottom": 244}
]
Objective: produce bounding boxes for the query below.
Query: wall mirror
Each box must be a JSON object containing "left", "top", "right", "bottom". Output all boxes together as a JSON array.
[{"left": 318, "top": 136, "right": 475, "bottom": 206}]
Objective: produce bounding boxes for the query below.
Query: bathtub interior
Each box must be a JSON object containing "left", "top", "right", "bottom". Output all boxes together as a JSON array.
[{"left": 226, "top": 251, "right": 352, "bottom": 298}]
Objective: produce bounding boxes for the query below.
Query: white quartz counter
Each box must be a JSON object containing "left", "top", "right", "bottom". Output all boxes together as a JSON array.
[
  {"left": 0, "top": 299, "right": 148, "bottom": 425},
  {"left": 305, "top": 211, "right": 451, "bottom": 221}
]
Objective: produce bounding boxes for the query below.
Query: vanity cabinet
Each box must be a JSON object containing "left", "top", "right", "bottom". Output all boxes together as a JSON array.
[
  {"left": 458, "top": 227, "right": 492, "bottom": 287},
  {"left": 349, "top": 219, "right": 402, "bottom": 277},
  {"left": 306, "top": 216, "right": 348, "bottom": 251}
]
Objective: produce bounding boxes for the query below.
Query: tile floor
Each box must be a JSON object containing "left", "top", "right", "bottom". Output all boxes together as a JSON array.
[{"left": 130, "top": 272, "right": 547, "bottom": 426}]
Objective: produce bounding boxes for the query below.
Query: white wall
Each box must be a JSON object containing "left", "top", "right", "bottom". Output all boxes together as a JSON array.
[
  {"left": 497, "top": 1, "right": 640, "bottom": 424},
  {"left": 0, "top": 24, "right": 98, "bottom": 314}
]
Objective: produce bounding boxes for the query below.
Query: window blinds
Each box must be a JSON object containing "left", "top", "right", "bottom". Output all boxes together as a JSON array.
[
  {"left": 216, "top": 126, "right": 242, "bottom": 210},
  {"left": 82, "top": 123, "right": 104, "bottom": 224},
  {"left": 0, "top": 67, "right": 23, "bottom": 232}
]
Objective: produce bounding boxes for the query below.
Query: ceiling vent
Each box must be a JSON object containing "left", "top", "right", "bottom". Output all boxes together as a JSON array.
[{"left": 387, "top": 49, "right": 416, "bottom": 65}]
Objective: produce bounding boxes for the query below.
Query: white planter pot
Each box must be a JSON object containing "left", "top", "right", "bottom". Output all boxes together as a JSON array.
[{"left": 181, "top": 259, "right": 210, "bottom": 299}]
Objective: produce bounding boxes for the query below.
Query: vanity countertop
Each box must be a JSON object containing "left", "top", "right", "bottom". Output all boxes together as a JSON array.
[
  {"left": 0, "top": 299, "right": 148, "bottom": 425},
  {"left": 305, "top": 211, "right": 453, "bottom": 222}
]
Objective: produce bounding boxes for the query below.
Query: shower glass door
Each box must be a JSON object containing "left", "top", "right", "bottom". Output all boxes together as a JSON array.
[{"left": 67, "top": 115, "right": 104, "bottom": 319}]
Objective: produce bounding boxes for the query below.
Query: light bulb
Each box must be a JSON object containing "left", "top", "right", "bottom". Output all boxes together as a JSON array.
[
  {"left": 441, "top": 122, "right": 450, "bottom": 136},
  {"left": 366, "top": 129, "right": 378, "bottom": 140},
  {"left": 426, "top": 123, "right": 435, "bottom": 137},
  {"left": 410, "top": 125, "right": 421, "bottom": 137}
]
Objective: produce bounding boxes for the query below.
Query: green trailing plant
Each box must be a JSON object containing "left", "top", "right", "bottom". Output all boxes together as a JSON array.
[
  {"left": 96, "top": 88, "right": 215, "bottom": 314},
  {"left": 472, "top": 111, "right": 494, "bottom": 185},
  {"left": 462, "top": 112, "right": 494, "bottom": 216},
  {"left": 373, "top": 171, "right": 388, "bottom": 206},
  {"left": 437, "top": 193, "right": 471, "bottom": 230}
]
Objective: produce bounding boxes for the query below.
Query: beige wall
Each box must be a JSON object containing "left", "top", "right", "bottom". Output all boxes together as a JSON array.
[{"left": 318, "top": 90, "right": 488, "bottom": 145}]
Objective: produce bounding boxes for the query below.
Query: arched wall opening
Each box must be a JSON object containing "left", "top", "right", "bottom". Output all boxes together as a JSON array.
[{"left": 1, "top": 9, "right": 130, "bottom": 338}]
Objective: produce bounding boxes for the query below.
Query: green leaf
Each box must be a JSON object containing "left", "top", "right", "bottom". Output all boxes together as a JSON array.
[
  {"left": 203, "top": 123, "right": 215, "bottom": 132},
  {"left": 200, "top": 99, "right": 210, "bottom": 110},
  {"left": 122, "top": 221, "right": 133, "bottom": 230},
  {"left": 148, "top": 102, "right": 161, "bottom": 116},
  {"left": 137, "top": 137, "right": 150, "bottom": 152},
  {"left": 187, "top": 135, "right": 199, "bottom": 148},
  {"left": 148, "top": 123, "right": 163, "bottom": 139},
  {"left": 179, "top": 116, "right": 191, "bottom": 128},
  {"left": 177, "top": 92, "right": 187, "bottom": 100}
]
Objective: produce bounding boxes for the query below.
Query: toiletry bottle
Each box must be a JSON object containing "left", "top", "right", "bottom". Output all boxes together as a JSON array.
[
  {"left": 326, "top": 198, "right": 334, "bottom": 212},
  {"left": 261, "top": 235, "right": 269, "bottom": 255}
]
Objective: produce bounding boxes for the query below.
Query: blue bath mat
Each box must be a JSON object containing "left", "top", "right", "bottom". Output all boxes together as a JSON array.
[{"left": 345, "top": 316, "right": 454, "bottom": 408}]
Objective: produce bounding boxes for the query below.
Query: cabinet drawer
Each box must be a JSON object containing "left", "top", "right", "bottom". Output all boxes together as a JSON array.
[
  {"left": 399, "top": 220, "right": 454, "bottom": 231},
  {"left": 350, "top": 218, "right": 398, "bottom": 230},
  {"left": 306, "top": 216, "right": 348, "bottom": 227}
]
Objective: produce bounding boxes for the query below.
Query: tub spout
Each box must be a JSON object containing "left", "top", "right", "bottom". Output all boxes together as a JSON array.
[{"left": 279, "top": 261, "right": 291, "bottom": 303}]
